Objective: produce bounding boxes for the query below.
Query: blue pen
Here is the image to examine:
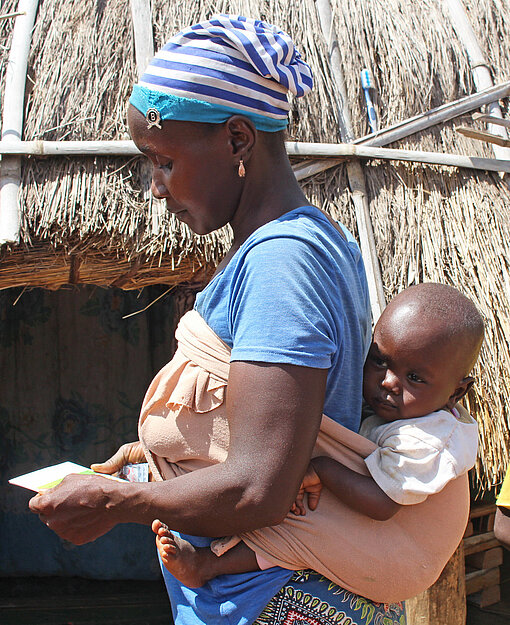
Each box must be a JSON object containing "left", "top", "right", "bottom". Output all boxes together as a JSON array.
[{"left": 361, "top": 68, "right": 378, "bottom": 133}]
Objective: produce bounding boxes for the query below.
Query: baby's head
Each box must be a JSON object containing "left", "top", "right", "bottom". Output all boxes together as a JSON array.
[{"left": 363, "top": 283, "right": 484, "bottom": 421}]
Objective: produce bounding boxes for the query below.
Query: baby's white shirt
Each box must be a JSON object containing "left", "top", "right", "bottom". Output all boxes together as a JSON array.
[{"left": 359, "top": 407, "right": 478, "bottom": 505}]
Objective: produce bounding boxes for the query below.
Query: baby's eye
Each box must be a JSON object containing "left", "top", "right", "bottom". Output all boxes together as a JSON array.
[
  {"left": 369, "top": 354, "right": 387, "bottom": 368},
  {"left": 407, "top": 372, "right": 425, "bottom": 383}
]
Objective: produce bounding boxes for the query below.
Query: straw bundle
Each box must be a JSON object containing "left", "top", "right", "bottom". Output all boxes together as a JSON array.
[{"left": 1, "top": 0, "right": 509, "bottom": 488}]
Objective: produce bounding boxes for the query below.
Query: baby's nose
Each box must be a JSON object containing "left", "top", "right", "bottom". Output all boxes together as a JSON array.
[{"left": 381, "top": 370, "right": 401, "bottom": 394}]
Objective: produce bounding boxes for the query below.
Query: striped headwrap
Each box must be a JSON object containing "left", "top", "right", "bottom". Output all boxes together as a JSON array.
[{"left": 129, "top": 14, "right": 313, "bottom": 132}]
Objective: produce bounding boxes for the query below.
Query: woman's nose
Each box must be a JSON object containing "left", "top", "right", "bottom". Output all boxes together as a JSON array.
[
  {"left": 151, "top": 168, "right": 169, "bottom": 198},
  {"left": 381, "top": 370, "right": 401, "bottom": 394}
]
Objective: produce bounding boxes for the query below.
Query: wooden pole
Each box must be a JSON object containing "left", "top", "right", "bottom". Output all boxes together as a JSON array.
[
  {"left": 0, "top": 0, "right": 39, "bottom": 244},
  {"left": 129, "top": 0, "right": 157, "bottom": 228},
  {"left": 130, "top": 0, "right": 154, "bottom": 80},
  {"left": 444, "top": 0, "right": 510, "bottom": 161},
  {"left": 406, "top": 542, "right": 466, "bottom": 625},
  {"left": 1, "top": 140, "right": 509, "bottom": 173},
  {"left": 315, "top": 0, "right": 386, "bottom": 323},
  {"left": 472, "top": 112, "right": 510, "bottom": 129},
  {"left": 358, "top": 81, "right": 510, "bottom": 147},
  {"left": 293, "top": 81, "right": 510, "bottom": 180}
]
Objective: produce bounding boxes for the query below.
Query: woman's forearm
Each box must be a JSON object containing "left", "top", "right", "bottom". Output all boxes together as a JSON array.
[
  {"left": 310, "top": 456, "right": 401, "bottom": 521},
  {"left": 30, "top": 362, "right": 327, "bottom": 545},
  {"left": 112, "top": 460, "right": 288, "bottom": 536}
]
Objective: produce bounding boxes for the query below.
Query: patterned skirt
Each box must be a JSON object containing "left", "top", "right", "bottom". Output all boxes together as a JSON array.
[{"left": 253, "top": 570, "right": 406, "bottom": 625}]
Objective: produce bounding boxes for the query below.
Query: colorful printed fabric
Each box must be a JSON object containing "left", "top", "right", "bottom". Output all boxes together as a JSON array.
[
  {"left": 253, "top": 570, "right": 406, "bottom": 625},
  {"left": 129, "top": 14, "right": 313, "bottom": 132}
]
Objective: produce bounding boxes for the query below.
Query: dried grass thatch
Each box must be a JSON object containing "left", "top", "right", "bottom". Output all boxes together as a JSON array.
[{"left": 0, "top": 0, "right": 509, "bottom": 489}]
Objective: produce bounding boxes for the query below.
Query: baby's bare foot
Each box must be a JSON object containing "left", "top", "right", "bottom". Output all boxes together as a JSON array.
[{"left": 152, "top": 519, "right": 214, "bottom": 588}]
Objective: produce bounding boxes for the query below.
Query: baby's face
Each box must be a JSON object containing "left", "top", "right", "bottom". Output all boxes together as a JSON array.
[{"left": 363, "top": 311, "right": 464, "bottom": 422}]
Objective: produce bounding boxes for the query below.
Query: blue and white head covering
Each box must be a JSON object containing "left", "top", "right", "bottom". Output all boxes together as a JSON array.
[{"left": 129, "top": 14, "right": 313, "bottom": 132}]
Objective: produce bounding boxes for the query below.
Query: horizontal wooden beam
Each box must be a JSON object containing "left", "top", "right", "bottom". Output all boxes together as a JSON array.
[
  {"left": 463, "top": 531, "right": 501, "bottom": 556},
  {"left": 465, "top": 566, "right": 500, "bottom": 596},
  {"left": 2, "top": 140, "right": 509, "bottom": 173}
]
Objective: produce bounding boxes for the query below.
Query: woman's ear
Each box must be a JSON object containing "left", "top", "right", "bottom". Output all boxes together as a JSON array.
[
  {"left": 446, "top": 376, "right": 474, "bottom": 409},
  {"left": 225, "top": 115, "right": 256, "bottom": 162}
]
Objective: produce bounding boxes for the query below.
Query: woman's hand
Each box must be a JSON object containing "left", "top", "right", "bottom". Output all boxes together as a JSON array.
[
  {"left": 290, "top": 463, "right": 322, "bottom": 516},
  {"left": 28, "top": 441, "right": 144, "bottom": 545},
  {"left": 28, "top": 473, "right": 127, "bottom": 545},
  {"left": 90, "top": 441, "right": 146, "bottom": 475}
]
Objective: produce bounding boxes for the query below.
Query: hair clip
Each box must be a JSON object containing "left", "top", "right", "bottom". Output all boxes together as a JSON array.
[{"left": 146, "top": 108, "right": 162, "bottom": 129}]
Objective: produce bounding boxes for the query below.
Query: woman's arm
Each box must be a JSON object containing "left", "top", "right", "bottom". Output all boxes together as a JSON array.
[
  {"left": 311, "top": 456, "right": 402, "bottom": 521},
  {"left": 29, "top": 362, "right": 327, "bottom": 545}
]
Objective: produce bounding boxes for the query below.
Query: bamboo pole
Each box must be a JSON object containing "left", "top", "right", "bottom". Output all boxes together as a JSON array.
[
  {"left": 0, "top": 140, "right": 138, "bottom": 155},
  {"left": 0, "top": 0, "right": 39, "bottom": 245},
  {"left": 1, "top": 140, "right": 509, "bottom": 173},
  {"left": 358, "top": 82, "right": 510, "bottom": 147},
  {"left": 444, "top": 0, "right": 510, "bottom": 161},
  {"left": 130, "top": 0, "right": 157, "bottom": 227},
  {"left": 130, "top": 0, "right": 154, "bottom": 80},
  {"left": 315, "top": 0, "right": 385, "bottom": 323},
  {"left": 294, "top": 81, "right": 510, "bottom": 180}
]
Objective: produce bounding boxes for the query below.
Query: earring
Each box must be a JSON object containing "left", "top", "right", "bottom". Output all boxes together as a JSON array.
[{"left": 238, "top": 159, "right": 246, "bottom": 178}]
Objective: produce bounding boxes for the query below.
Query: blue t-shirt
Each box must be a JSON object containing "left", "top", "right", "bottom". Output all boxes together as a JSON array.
[{"left": 164, "top": 205, "right": 372, "bottom": 625}]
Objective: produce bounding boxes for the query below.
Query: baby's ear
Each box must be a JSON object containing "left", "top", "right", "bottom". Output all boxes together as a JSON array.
[{"left": 446, "top": 376, "right": 474, "bottom": 409}]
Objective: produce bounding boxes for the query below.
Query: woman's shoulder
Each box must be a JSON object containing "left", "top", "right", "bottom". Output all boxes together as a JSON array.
[{"left": 241, "top": 205, "right": 361, "bottom": 262}]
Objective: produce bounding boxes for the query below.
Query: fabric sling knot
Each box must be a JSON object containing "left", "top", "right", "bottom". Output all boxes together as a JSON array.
[{"left": 129, "top": 14, "right": 313, "bottom": 132}]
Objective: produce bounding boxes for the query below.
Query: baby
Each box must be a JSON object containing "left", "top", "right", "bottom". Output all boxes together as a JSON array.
[{"left": 153, "top": 282, "right": 483, "bottom": 587}]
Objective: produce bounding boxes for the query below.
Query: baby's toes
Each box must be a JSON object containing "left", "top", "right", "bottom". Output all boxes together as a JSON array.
[{"left": 162, "top": 541, "right": 177, "bottom": 555}]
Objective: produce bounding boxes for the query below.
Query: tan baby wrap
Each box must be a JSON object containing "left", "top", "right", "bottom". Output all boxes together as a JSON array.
[{"left": 139, "top": 310, "right": 470, "bottom": 603}]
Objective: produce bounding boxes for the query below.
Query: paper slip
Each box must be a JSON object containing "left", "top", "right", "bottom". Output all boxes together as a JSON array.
[{"left": 9, "top": 461, "right": 125, "bottom": 492}]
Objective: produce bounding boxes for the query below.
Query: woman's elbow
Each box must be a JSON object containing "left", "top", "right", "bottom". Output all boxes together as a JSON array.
[{"left": 238, "top": 483, "right": 292, "bottom": 528}]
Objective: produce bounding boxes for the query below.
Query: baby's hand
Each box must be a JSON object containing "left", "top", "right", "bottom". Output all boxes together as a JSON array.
[{"left": 290, "top": 462, "right": 322, "bottom": 516}]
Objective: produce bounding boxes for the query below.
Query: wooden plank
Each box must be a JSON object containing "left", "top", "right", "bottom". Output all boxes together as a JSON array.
[
  {"left": 406, "top": 542, "right": 465, "bottom": 625},
  {"left": 469, "top": 503, "right": 497, "bottom": 519},
  {"left": 467, "top": 585, "right": 501, "bottom": 608},
  {"left": 465, "top": 546, "right": 503, "bottom": 570},
  {"left": 463, "top": 531, "right": 501, "bottom": 556},
  {"left": 465, "top": 566, "right": 500, "bottom": 595},
  {"left": 456, "top": 126, "right": 510, "bottom": 148},
  {"left": 472, "top": 112, "right": 510, "bottom": 129}
]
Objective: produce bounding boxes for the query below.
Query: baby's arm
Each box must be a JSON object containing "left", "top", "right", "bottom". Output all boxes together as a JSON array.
[{"left": 310, "top": 456, "right": 401, "bottom": 521}]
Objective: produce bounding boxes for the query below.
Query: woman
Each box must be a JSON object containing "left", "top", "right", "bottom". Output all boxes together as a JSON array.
[{"left": 30, "top": 15, "right": 403, "bottom": 625}]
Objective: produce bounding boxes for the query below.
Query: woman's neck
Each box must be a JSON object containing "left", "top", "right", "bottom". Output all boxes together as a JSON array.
[{"left": 229, "top": 156, "right": 309, "bottom": 248}]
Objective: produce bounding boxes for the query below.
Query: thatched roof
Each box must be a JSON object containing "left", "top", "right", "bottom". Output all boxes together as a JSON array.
[{"left": 0, "top": 0, "right": 509, "bottom": 490}]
